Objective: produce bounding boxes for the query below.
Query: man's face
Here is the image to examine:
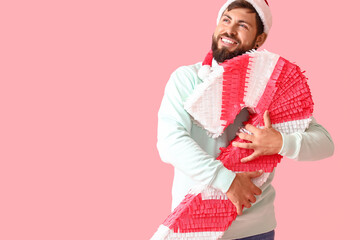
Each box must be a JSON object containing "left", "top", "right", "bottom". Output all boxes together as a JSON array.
[{"left": 212, "top": 8, "right": 259, "bottom": 63}]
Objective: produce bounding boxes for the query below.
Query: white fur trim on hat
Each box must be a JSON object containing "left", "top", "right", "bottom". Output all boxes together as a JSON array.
[{"left": 216, "top": 0, "right": 272, "bottom": 34}]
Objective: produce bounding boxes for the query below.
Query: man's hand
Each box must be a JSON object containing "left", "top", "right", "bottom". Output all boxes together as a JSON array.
[
  {"left": 232, "top": 110, "right": 283, "bottom": 163},
  {"left": 226, "top": 170, "right": 263, "bottom": 215}
]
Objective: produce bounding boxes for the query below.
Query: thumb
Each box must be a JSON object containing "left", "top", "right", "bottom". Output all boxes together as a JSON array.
[
  {"left": 264, "top": 110, "right": 272, "bottom": 128},
  {"left": 241, "top": 152, "right": 260, "bottom": 163},
  {"left": 246, "top": 170, "right": 264, "bottom": 178}
]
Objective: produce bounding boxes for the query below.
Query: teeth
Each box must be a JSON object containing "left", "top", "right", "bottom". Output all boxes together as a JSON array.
[{"left": 222, "top": 38, "right": 236, "bottom": 44}]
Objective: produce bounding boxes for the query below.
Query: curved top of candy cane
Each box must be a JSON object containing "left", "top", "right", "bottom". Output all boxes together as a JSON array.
[{"left": 185, "top": 50, "right": 313, "bottom": 138}]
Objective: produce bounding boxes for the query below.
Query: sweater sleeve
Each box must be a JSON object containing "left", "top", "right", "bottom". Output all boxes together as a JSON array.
[
  {"left": 157, "top": 67, "right": 236, "bottom": 193},
  {"left": 278, "top": 117, "right": 334, "bottom": 161}
]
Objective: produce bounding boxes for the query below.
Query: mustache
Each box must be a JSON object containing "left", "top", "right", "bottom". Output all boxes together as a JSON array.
[{"left": 217, "top": 33, "right": 240, "bottom": 44}]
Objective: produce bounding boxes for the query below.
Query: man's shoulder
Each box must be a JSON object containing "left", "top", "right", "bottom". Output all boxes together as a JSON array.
[
  {"left": 164, "top": 62, "right": 203, "bottom": 97},
  {"left": 166, "top": 61, "right": 203, "bottom": 90},
  {"left": 171, "top": 62, "right": 202, "bottom": 78}
]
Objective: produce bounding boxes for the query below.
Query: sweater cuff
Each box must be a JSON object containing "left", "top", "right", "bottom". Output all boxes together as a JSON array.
[
  {"left": 211, "top": 166, "right": 236, "bottom": 193},
  {"left": 278, "top": 131, "right": 300, "bottom": 159}
]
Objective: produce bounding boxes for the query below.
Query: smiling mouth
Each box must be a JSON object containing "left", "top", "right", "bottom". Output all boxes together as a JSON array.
[{"left": 220, "top": 37, "right": 238, "bottom": 45}]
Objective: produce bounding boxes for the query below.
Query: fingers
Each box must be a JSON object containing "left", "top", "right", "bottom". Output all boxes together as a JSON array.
[
  {"left": 246, "top": 170, "right": 264, "bottom": 178},
  {"left": 245, "top": 171, "right": 263, "bottom": 195},
  {"left": 226, "top": 172, "right": 265, "bottom": 215},
  {"left": 264, "top": 110, "right": 272, "bottom": 128},
  {"left": 243, "top": 201, "right": 251, "bottom": 209},
  {"left": 237, "top": 132, "right": 254, "bottom": 142},
  {"left": 232, "top": 141, "right": 254, "bottom": 149},
  {"left": 244, "top": 124, "right": 260, "bottom": 134},
  {"left": 234, "top": 196, "right": 257, "bottom": 215},
  {"left": 244, "top": 111, "right": 273, "bottom": 134},
  {"left": 241, "top": 152, "right": 260, "bottom": 162},
  {"left": 235, "top": 203, "right": 249, "bottom": 215},
  {"left": 253, "top": 186, "right": 262, "bottom": 195},
  {"left": 248, "top": 194, "right": 257, "bottom": 203},
  {"left": 236, "top": 204, "right": 243, "bottom": 216}
]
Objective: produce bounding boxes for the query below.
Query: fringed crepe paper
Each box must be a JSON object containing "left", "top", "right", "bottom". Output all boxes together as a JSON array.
[{"left": 152, "top": 50, "right": 314, "bottom": 240}]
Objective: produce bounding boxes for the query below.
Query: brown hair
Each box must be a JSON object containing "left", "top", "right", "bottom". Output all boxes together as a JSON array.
[{"left": 226, "top": 0, "right": 264, "bottom": 36}]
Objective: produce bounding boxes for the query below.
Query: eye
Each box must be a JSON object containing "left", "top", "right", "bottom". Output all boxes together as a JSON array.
[
  {"left": 222, "top": 17, "right": 230, "bottom": 23},
  {"left": 239, "top": 24, "right": 249, "bottom": 30}
]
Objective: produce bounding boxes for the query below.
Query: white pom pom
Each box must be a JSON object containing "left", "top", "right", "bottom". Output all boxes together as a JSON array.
[{"left": 198, "top": 65, "right": 211, "bottom": 80}]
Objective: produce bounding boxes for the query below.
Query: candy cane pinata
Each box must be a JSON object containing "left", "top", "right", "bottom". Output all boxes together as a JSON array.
[{"left": 152, "top": 49, "right": 314, "bottom": 240}]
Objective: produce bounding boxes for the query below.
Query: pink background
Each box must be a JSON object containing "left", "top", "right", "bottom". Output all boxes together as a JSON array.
[{"left": 1, "top": 0, "right": 359, "bottom": 239}]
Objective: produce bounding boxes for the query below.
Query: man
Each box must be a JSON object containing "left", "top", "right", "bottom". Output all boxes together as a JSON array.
[{"left": 157, "top": 0, "right": 334, "bottom": 239}]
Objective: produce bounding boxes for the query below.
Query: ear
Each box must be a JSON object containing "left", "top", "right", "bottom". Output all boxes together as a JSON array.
[{"left": 255, "top": 33, "right": 267, "bottom": 48}]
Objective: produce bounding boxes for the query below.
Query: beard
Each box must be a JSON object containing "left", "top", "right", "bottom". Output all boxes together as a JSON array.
[{"left": 211, "top": 33, "right": 256, "bottom": 63}]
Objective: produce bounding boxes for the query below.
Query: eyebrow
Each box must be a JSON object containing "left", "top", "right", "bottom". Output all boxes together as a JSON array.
[{"left": 223, "top": 14, "right": 253, "bottom": 27}]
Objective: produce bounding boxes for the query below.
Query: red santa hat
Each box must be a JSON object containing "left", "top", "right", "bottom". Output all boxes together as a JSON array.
[{"left": 217, "top": 0, "right": 272, "bottom": 34}]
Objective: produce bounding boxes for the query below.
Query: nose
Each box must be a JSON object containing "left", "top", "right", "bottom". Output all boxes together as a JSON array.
[{"left": 225, "top": 23, "right": 237, "bottom": 37}]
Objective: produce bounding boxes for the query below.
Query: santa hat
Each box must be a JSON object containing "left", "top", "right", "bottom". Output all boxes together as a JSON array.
[{"left": 217, "top": 0, "right": 272, "bottom": 34}]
